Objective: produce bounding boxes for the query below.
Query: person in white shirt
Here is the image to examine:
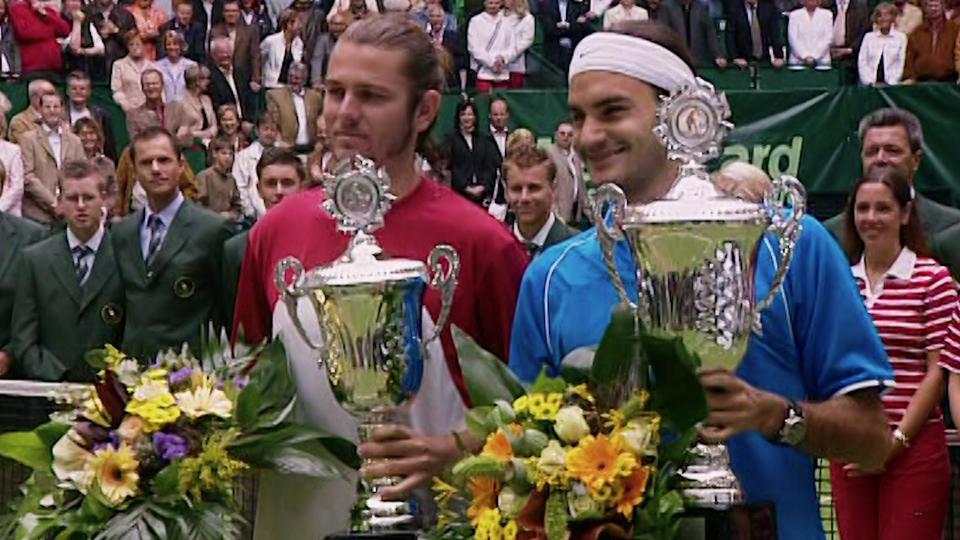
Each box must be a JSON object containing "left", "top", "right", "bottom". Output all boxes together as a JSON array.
[
  {"left": 488, "top": 97, "right": 510, "bottom": 157},
  {"left": 0, "top": 112, "right": 23, "bottom": 216},
  {"left": 468, "top": 0, "right": 514, "bottom": 91},
  {"left": 504, "top": 0, "right": 534, "bottom": 88},
  {"left": 858, "top": 2, "right": 906, "bottom": 85},
  {"left": 155, "top": 30, "right": 196, "bottom": 101},
  {"left": 603, "top": 0, "right": 648, "bottom": 30},
  {"left": 260, "top": 8, "right": 303, "bottom": 89},
  {"left": 788, "top": 0, "right": 834, "bottom": 66},
  {"left": 892, "top": 0, "right": 922, "bottom": 34},
  {"left": 233, "top": 114, "right": 285, "bottom": 219}
]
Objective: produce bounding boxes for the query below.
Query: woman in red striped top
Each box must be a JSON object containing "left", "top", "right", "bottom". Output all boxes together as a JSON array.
[
  {"left": 830, "top": 165, "right": 957, "bottom": 540},
  {"left": 941, "top": 305, "right": 960, "bottom": 427}
]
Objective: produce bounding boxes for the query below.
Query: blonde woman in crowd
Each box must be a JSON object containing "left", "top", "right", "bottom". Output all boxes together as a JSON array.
[
  {"left": 155, "top": 30, "right": 197, "bottom": 101},
  {"left": 217, "top": 104, "right": 247, "bottom": 153},
  {"left": 858, "top": 3, "right": 907, "bottom": 85},
  {"left": 73, "top": 117, "right": 119, "bottom": 219},
  {"left": 504, "top": 0, "right": 534, "bottom": 88},
  {"left": 111, "top": 31, "right": 155, "bottom": 111}
]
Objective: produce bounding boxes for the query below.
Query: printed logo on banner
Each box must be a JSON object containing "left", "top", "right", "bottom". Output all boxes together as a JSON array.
[{"left": 720, "top": 136, "right": 804, "bottom": 179}]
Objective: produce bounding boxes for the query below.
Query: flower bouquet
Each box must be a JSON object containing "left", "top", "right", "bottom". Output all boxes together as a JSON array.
[
  {"left": 0, "top": 337, "right": 359, "bottom": 540},
  {"left": 433, "top": 307, "right": 708, "bottom": 540}
]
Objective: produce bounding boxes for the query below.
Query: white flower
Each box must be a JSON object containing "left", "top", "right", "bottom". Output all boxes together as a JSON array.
[
  {"left": 620, "top": 417, "right": 658, "bottom": 458},
  {"left": 112, "top": 359, "right": 140, "bottom": 387},
  {"left": 132, "top": 375, "right": 170, "bottom": 402},
  {"left": 537, "top": 440, "right": 566, "bottom": 477},
  {"left": 497, "top": 486, "right": 523, "bottom": 517},
  {"left": 51, "top": 429, "right": 93, "bottom": 492},
  {"left": 175, "top": 383, "right": 233, "bottom": 419},
  {"left": 567, "top": 482, "right": 603, "bottom": 519},
  {"left": 554, "top": 406, "right": 591, "bottom": 444}
]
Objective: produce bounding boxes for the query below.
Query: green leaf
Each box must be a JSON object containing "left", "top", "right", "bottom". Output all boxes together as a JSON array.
[
  {"left": 153, "top": 463, "right": 181, "bottom": 498},
  {"left": 591, "top": 305, "right": 646, "bottom": 409},
  {"left": 465, "top": 406, "right": 495, "bottom": 440},
  {"left": 82, "top": 484, "right": 114, "bottom": 523},
  {"left": 544, "top": 490, "right": 567, "bottom": 540},
  {"left": 641, "top": 334, "right": 708, "bottom": 432},
  {"left": 0, "top": 431, "right": 53, "bottom": 470},
  {"left": 450, "top": 455, "right": 507, "bottom": 483},
  {"left": 242, "top": 341, "right": 295, "bottom": 422},
  {"left": 559, "top": 347, "right": 595, "bottom": 385},
  {"left": 84, "top": 349, "right": 109, "bottom": 371},
  {"left": 453, "top": 326, "right": 525, "bottom": 407},
  {"left": 34, "top": 422, "right": 71, "bottom": 448},
  {"left": 528, "top": 369, "right": 566, "bottom": 395},
  {"left": 229, "top": 423, "right": 360, "bottom": 470},
  {"left": 660, "top": 427, "right": 700, "bottom": 464},
  {"left": 258, "top": 445, "right": 352, "bottom": 478},
  {"left": 234, "top": 384, "right": 261, "bottom": 430}
]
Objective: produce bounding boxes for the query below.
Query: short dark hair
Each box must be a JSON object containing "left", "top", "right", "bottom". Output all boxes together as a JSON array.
[
  {"left": 842, "top": 164, "right": 927, "bottom": 262},
  {"left": 209, "top": 135, "right": 235, "bottom": 154},
  {"left": 257, "top": 113, "right": 279, "bottom": 129},
  {"left": 555, "top": 119, "right": 573, "bottom": 131},
  {"left": 130, "top": 126, "right": 182, "bottom": 163},
  {"left": 256, "top": 146, "right": 307, "bottom": 184},
  {"left": 858, "top": 108, "right": 924, "bottom": 154},
  {"left": 453, "top": 98, "right": 476, "bottom": 131},
  {"left": 608, "top": 21, "right": 697, "bottom": 88},
  {"left": 504, "top": 144, "right": 557, "bottom": 186},
  {"left": 67, "top": 70, "right": 91, "bottom": 84},
  {"left": 58, "top": 159, "right": 107, "bottom": 193}
]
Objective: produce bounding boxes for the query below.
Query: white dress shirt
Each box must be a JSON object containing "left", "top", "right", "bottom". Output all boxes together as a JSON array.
[
  {"left": 832, "top": 0, "right": 848, "bottom": 46},
  {"left": 69, "top": 105, "right": 92, "bottom": 123},
  {"left": 67, "top": 225, "right": 105, "bottom": 286},
  {"left": 140, "top": 191, "right": 184, "bottom": 260},
  {"left": 467, "top": 11, "right": 515, "bottom": 81},
  {"left": 857, "top": 29, "right": 906, "bottom": 85},
  {"left": 46, "top": 126, "right": 63, "bottom": 169},
  {"left": 513, "top": 212, "right": 556, "bottom": 248},
  {"left": 232, "top": 140, "right": 268, "bottom": 219},
  {"left": 603, "top": 4, "right": 648, "bottom": 30},
  {"left": 291, "top": 91, "right": 309, "bottom": 146},
  {"left": 0, "top": 140, "right": 24, "bottom": 216},
  {"left": 491, "top": 128, "right": 507, "bottom": 157},
  {"left": 505, "top": 12, "right": 535, "bottom": 74},
  {"left": 219, "top": 66, "right": 243, "bottom": 119},
  {"left": 787, "top": 7, "right": 834, "bottom": 65},
  {"left": 0, "top": 26, "right": 7, "bottom": 74},
  {"left": 260, "top": 32, "right": 304, "bottom": 89},
  {"left": 156, "top": 56, "right": 197, "bottom": 102},
  {"left": 590, "top": 0, "right": 613, "bottom": 17}
]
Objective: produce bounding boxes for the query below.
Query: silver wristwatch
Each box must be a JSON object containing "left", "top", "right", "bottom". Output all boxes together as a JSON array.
[{"left": 776, "top": 400, "right": 806, "bottom": 446}]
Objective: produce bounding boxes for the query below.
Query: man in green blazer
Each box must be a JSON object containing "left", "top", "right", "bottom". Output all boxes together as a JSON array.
[
  {"left": 11, "top": 161, "right": 124, "bottom": 382},
  {"left": 223, "top": 147, "right": 306, "bottom": 334},
  {"left": 504, "top": 144, "right": 579, "bottom": 260},
  {"left": 112, "top": 127, "right": 231, "bottom": 362},
  {"left": 0, "top": 202, "right": 45, "bottom": 379},
  {"left": 824, "top": 108, "right": 960, "bottom": 280}
]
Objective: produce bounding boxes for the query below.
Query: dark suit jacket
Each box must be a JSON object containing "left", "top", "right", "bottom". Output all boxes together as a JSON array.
[
  {"left": 86, "top": 5, "right": 136, "bottom": 74},
  {"left": 189, "top": 0, "right": 224, "bottom": 32},
  {"left": 10, "top": 231, "right": 124, "bottom": 382},
  {"left": 540, "top": 0, "right": 591, "bottom": 67},
  {"left": 207, "top": 61, "right": 257, "bottom": 120},
  {"left": 112, "top": 201, "right": 230, "bottom": 361},
  {"left": 159, "top": 18, "right": 207, "bottom": 63},
  {"left": 542, "top": 217, "right": 578, "bottom": 251},
  {"left": 221, "top": 229, "right": 247, "bottom": 333},
  {"left": 658, "top": 0, "right": 721, "bottom": 66},
  {"left": 441, "top": 29, "right": 467, "bottom": 91},
  {"left": 209, "top": 22, "right": 262, "bottom": 85},
  {"left": 0, "top": 20, "right": 22, "bottom": 75},
  {"left": 824, "top": 193, "right": 960, "bottom": 281},
  {"left": 0, "top": 213, "right": 45, "bottom": 355},
  {"left": 724, "top": 0, "right": 785, "bottom": 60},
  {"left": 446, "top": 130, "right": 502, "bottom": 204},
  {"left": 67, "top": 105, "right": 118, "bottom": 162},
  {"left": 822, "top": 0, "right": 869, "bottom": 55}
]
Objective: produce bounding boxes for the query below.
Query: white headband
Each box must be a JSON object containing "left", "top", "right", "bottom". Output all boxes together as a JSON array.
[{"left": 568, "top": 32, "right": 696, "bottom": 94}]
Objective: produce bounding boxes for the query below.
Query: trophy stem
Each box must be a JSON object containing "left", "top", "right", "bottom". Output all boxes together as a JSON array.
[
  {"left": 352, "top": 413, "right": 418, "bottom": 532},
  {"left": 678, "top": 442, "right": 743, "bottom": 509}
]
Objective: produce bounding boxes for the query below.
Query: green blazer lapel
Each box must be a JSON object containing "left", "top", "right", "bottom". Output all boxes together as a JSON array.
[
  {"left": 80, "top": 232, "right": 119, "bottom": 314},
  {"left": 49, "top": 235, "right": 83, "bottom": 307},
  {"left": 148, "top": 202, "right": 193, "bottom": 277},
  {"left": 543, "top": 218, "right": 576, "bottom": 250},
  {"left": 115, "top": 210, "right": 148, "bottom": 284},
  {"left": 0, "top": 216, "right": 24, "bottom": 280}
]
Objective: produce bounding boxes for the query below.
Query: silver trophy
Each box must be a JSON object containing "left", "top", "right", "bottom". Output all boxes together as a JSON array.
[
  {"left": 588, "top": 79, "right": 806, "bottom": 508},
  {"left": 273, "top": 156, "right": 460, "bottom": 531}
]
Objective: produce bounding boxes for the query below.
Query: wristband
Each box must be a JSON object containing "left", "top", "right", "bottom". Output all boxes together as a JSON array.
[{"left": 892, "top": 428, "right": 910, "bottom": 448}]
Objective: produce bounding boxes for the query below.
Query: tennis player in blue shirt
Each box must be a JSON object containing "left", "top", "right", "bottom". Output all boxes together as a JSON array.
[{"left": 508, "top": 22, "right": 895, "bottom": 540}]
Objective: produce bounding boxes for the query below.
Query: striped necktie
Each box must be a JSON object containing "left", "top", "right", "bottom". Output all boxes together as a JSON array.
[
  {"left": 73, "top": 245, "right": 94, "bottom": 284},
  {"left": 145, "top": 214, "right": 165, "bottom": 265}
]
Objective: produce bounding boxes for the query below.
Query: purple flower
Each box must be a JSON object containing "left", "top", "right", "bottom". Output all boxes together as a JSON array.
[
  {"left": 232, "top": 374, "right": 249, "bottom": 389},
  {"left": 167, "top": 367, "right": 194, "bottom": 386},
  {"left": 152, "top": 431, "right": 189, "bottom": 461}
]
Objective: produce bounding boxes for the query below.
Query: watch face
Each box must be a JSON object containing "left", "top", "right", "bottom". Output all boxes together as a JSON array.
[{"left": 780, "top": 407, "right": 806, "bottom": 446}]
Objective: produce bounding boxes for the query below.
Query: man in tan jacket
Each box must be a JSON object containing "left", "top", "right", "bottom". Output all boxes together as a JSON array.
[
  {"left": 265, "top": 62, "right": 323, "bottom": 152},
  {"left": 8, "top": 79, "right": 55, "bottom": 145},
  {"left": 20, "top": 93, "right": 85, "bottom": 224}
]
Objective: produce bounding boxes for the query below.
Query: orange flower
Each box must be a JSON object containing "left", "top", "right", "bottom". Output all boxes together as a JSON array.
[
  {"left": 467, "top": 476, "right": 501, "bottom": 524},
  {"left": 482, "top": 429, "right": 514, "bottom": 462},
  {"left": 616, "top": 465, "right": 652, "bottom": 518},
  {"left": 565, "top": 434, "right": 636, "bottom": 492}
]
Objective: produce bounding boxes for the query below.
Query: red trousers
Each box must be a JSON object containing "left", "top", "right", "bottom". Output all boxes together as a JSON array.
[
  {"left": 830, "top": 420, "right": 949, "bottom": 540},
  {"left": 476, "top": 78, "right": 510, "bottom": 92},
  {"left": 508, "top": 72, "right": 524, "bottom": 88}
]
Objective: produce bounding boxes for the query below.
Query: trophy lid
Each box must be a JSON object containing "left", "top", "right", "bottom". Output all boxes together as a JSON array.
[
  {"left": 304, "top": 235, "right": 428, "bottom": 287},
  {"left": 628, "top": 175, "right": 767, "bottom": 223}
]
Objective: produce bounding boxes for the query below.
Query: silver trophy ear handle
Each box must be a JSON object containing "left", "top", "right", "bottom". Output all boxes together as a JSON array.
[
  {"left": 589, "top": 183, "right": 635, "bottom": 309},
  {"left": 757, "top": 176, "right": 807, "bottom": 311},
  {"left": 425, "top": 244, "right": 460, "bottom": 345},
  {"left": 273, "top": 257, "right": 325, "bottom": 351}
]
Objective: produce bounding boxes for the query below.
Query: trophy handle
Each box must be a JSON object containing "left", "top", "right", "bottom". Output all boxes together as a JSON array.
[
  {"left": 590, "top": 183, "right": 635, "bottom": 308},
  {"left": 757, "top": 175, "right": 807, "bottom": 311},
  {"left": 274, "top": 256, "right": 325, "bottom": 350},
  {"left": 425, "top": 244, "right": 460, "bottom": 345}
]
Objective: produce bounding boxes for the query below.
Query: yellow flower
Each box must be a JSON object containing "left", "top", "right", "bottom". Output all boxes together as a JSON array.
[
  {"left": 616, "top": 465, "right": 652, "bottom": 518},
  {"left": 81, "top": 394, "right": 111, "bottom": 427},
  {"left": 603, "top": 409, "right": 626, "bottom": 431},
  {"left": 566, "top": 383, "right": 596, "bottom": 404},
  {"left": 512, "top": 395, "right": 529, "bottom": 413},
  {"left": 175, "top": 382, "right": 233, "bottom": 420},
  {"left": 132, "top": 369, "right": 170, "bottom": 401},
  {"left": 503, "top": 519, "right": 518, "bottom": 540},
  {"left": 52, "top": 429, "right": 94, "bottom": 491},
  {"left": 527, "top": 392, "right": 564, "bottom": 420},
  {"left": 481, "top": 429, "right": 514, "bottom": 462},
  {"left": 103, "top": 344, "right": 127, "bottom": 368},
  {"left": 565, "top": 434, "right": 636, "bottom": 493},
  {"left": 126, "top": 392, "right": 181, "bottom": 431},
  {"left": 467, "top": 477, "right": 500, "bottom": 524},
  {"left": 85, "top": 444, "right": 139, "bottom": 506}
]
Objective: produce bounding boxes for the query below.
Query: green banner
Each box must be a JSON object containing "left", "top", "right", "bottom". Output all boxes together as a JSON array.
[{"left": 435, "top": 82, "right": 960, "bottom": 207}]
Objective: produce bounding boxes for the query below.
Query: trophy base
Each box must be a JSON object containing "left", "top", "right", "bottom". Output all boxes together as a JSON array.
[
  {"left": 325, "top": 532, "right": 419, "bottom": 540},
  {"left": 682, "top": 487, "right": 743, "bottom": 509},
  {"left": 677, "top": 502, "right": 777, "bottom": 540}
]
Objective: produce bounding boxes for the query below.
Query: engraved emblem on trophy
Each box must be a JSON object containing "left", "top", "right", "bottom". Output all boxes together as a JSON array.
[
  {"left": 588, "top": 78, "right": 807, "bottom": 508},
  {"left": 273, "top": 156, "right": 460, "bottom": 533}
]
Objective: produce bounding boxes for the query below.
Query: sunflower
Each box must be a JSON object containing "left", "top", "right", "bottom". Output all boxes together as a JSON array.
[
  {"left": 565, "top": 434, "right": 636, "bottom": 493},
  {"left": 481, "top": 429, "right": 514, "bottom": 462},
  {"left": 616, "top": 465, "right": 652, "bottom": 518},
  {"left": 467, "top": 477, "right": 501, "bottom": 524},
  {"left": 86, "top": 444, "right": 140, "bottom": 506}
]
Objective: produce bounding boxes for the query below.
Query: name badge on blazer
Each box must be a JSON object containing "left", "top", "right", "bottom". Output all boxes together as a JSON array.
[
  {"left": 174, "top": 276, "right": 197, "bottom": 299},
  {"left": 101, "top": 303, "right": 123, "bottom": 326}
]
